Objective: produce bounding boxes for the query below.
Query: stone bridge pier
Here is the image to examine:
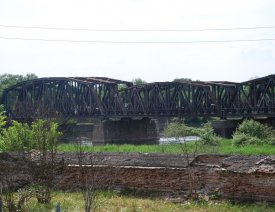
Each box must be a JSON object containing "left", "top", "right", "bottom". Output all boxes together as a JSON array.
[
  {"left": 61, "top": 117, "right": 160, "bottom": 145},
  {"left": 92, "top": 117, "right": 160, "bottom": 145},
  {"left": 211, "top": 120, "right": 240, "bottom": 138}
]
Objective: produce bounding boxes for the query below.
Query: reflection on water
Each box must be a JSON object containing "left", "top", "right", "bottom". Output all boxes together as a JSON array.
[{"left": 159, "top": 136, "right": 200, "bottom": 145}]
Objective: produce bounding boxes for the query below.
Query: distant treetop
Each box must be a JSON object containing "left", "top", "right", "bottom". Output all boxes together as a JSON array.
[
  {"left": 0, "top": 73, "right": 38, "bottom": 101},
  {"left": 173, "top": 78, "right": 192, "bottom": 83},
  {"left": 132, "top": 78, "right": 147, "bottom": 85}
]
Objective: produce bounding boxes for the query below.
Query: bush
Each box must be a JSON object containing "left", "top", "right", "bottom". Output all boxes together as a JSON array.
[
  {"left": 232, "top": 120, "right": 275, "bottom": 146},
  {"left": 164, "top": 121, "right": 220, "bottom": 146},
  {"left": 31, "top": 119, "right": 62, "bottom": 162},
  {"left": 0, "top": 119, "right": 62, "bottom": 154},
  {"left": 0, "top": 120, "right": 33, "bottom": 152},
  {"left": 164, "top": 122, "right": 193, "bottom": 138},
  {"left": 198, "top": 122, "right": 220, "bottom": 146},
  {"left": 236, "top": 119, "right": 273, "bottom": 139},
  {"left": 267, "top": 137, "right": 275, "bottom": 145},
  {"left": 232, "top": 132, "right": 262, "bottom": 146}
]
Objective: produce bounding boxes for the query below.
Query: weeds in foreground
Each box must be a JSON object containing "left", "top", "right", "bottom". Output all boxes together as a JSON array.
[{"left": 3, "top": 190, "right": 275, "bottom": 212}]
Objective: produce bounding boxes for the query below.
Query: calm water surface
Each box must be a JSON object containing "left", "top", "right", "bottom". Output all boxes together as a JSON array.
[
  {"left": 79, "top": 136, "right": 200, "bottom": 146},
  {"left": 159, "top": 136, "right": 200, "bottom": 145}
]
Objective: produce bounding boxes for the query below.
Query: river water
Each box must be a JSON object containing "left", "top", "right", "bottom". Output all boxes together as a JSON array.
[
  {"left": 79, "top": 136, "right": 200, "bottom": 146},
  {"left": 159, "top": 136, "right": 200, "bottom": 145}
]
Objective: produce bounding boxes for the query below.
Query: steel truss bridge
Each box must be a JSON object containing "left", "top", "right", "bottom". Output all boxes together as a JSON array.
[{"left": 1, "top": 75, "right": 275, "bottom": 120}]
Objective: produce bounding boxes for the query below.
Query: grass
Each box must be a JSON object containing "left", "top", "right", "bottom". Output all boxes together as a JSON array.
[
  {"left": 11, "top": 190, "right": 275, "bottom": 211},
  {"left": 57, "top": 139, "right": 275, "bottom": 155}
]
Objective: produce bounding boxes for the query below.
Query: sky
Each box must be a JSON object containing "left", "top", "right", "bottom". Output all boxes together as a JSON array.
[{"left": 0, "top": 0, "right": 275, "bottom": 83}]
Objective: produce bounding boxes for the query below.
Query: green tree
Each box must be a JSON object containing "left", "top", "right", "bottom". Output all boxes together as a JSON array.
[
  {"left": 132, "top": 78, "right": 147, "bottom": 85},
  {"left": 31, "top": 119, "right": 62, "bottom": 204},
  {"left": 0, "top": 73, "right": 37, "bottom": 100},
  {"left": 0, "top": 117, "right": 63, "bottom": 207},
  {"left": 164, "top": 122, "right": 193, "bottom": 138},
  {"left": 31, "top": 119, "right": 62, "bottom": 162},
  {"left": 173, "top": 78, "right": 192, "bottom": 83}
]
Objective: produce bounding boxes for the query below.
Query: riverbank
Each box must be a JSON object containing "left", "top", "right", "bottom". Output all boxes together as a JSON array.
[{"left": 2, "top": 152, "right": 275, "bottom": 203}]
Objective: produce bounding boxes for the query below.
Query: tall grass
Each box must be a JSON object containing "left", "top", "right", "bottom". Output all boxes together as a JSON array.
[
  {"left": 20, "top": 190, "right": 275, "bottom": 212},
  {"left": 58, "top": 139, "right": 275, "bottom": 155}
]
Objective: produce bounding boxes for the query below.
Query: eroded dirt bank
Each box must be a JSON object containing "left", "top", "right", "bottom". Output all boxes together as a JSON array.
[{"left": 1, "top": 152, "right": 275, "bottom": 202}]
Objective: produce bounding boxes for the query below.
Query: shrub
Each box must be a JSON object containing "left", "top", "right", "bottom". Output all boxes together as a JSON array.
[
  {"left": 164, "top": 122, "right": 193, "bottom": 138},
  {"left": 0, "top": 120, "right": 32, "bottom": 152},
  {"left": 267, "top": 137, "right": 275, "bottom": 145},
  {"left": 31, "top": 119, "right": 62, "bottom": 162},
  {"left": 198, "top": 122, "right": 220, "bottom": 146},
  {"left": 0, "top": 118, "right": 62, "bottom": 154},
  {"left": 232, "top": 132, "right": 262, "bottom": 146},
  {"left": 165, "top": 121, "right": 220, "bottom": 146},
  {"left": 232, "top": 120, "right": 275, "bottom": 146},
  {"left": 236, "top": 119, "right": 273, "bottom": 139}
]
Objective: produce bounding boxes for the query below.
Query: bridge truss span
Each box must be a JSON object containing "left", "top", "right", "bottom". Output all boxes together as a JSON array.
[
  {"left": 1, "top": 75, "right": 275, "bottom": 120},
  {"left": 1, "top": 77, "right": 132, "bottom": 119}
]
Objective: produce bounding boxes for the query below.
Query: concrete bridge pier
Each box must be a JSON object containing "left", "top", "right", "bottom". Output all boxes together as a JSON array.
[
  {"left": 60, "top": 123, "right": 94, "bottom": 144},
  {"left": 257, "top": 118, "right": 275, "bottom": 129},
  {"left": 211, "top": 119, "right": 240, "bottom": 138},
  {"left": 92, "top": 117, "right": 160, "bottom": 145}
]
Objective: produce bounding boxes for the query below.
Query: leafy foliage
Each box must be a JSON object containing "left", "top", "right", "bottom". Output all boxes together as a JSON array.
[
  {"left": 232, "top": 120, "right": 275, "bottom": 146},
  {"left": 30, "top": 120, "right": 63, "bottom": 205},
  {"left": 0, "top": 117, "right": 63, "bottom": 207},
  {"left": 198, "top": 122, "right": 220, "bottom": 146},
  {"left": 164, "top": 122, "right": 193, "bottom": 138},
  {"left": 132, "top": 78, "right": 147, "bottom": 85},
  {"left": 232, "top": 133, "right": 262, "bottom": 146},
  {"left": 164, "top": 121, "right": 220, "bottom": 146},
  {"left": 0, "top": 73, "right": 37, "bottom": 100},
  {"left": 0, "top": 119, "right": 62, "bottom": 154},
  {"left": 31, "top": 119, "right": 62, "bottom": 161},
  {"left": 0, "top": 120, "right": 32, "bottom": 152},
  {"left": 236, "top": 119, "right": 273, "bottom": 139}
]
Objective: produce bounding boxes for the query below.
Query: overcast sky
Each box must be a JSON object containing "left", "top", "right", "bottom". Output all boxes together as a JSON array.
[{"left": 0, "top": 0, "right": 275, "bottom": 83}]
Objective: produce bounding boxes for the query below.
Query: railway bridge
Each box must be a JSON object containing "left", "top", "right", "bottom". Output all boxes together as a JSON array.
[{"left": 1, "top": 75, "right": 275, "bottom": 143}]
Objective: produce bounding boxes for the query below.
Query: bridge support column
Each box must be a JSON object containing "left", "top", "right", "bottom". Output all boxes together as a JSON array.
[
  {"left": 92, "top": 117, "right": 160, "bottom": 145},
  {"left": 211, "top": 120, "right": 240, "bottom": 138},
  {"left": 60, "top": 123, "right": 94, "bottom": 144},
  {"left": 256, "top": 118, "right": 275, "bottom": 129}
]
